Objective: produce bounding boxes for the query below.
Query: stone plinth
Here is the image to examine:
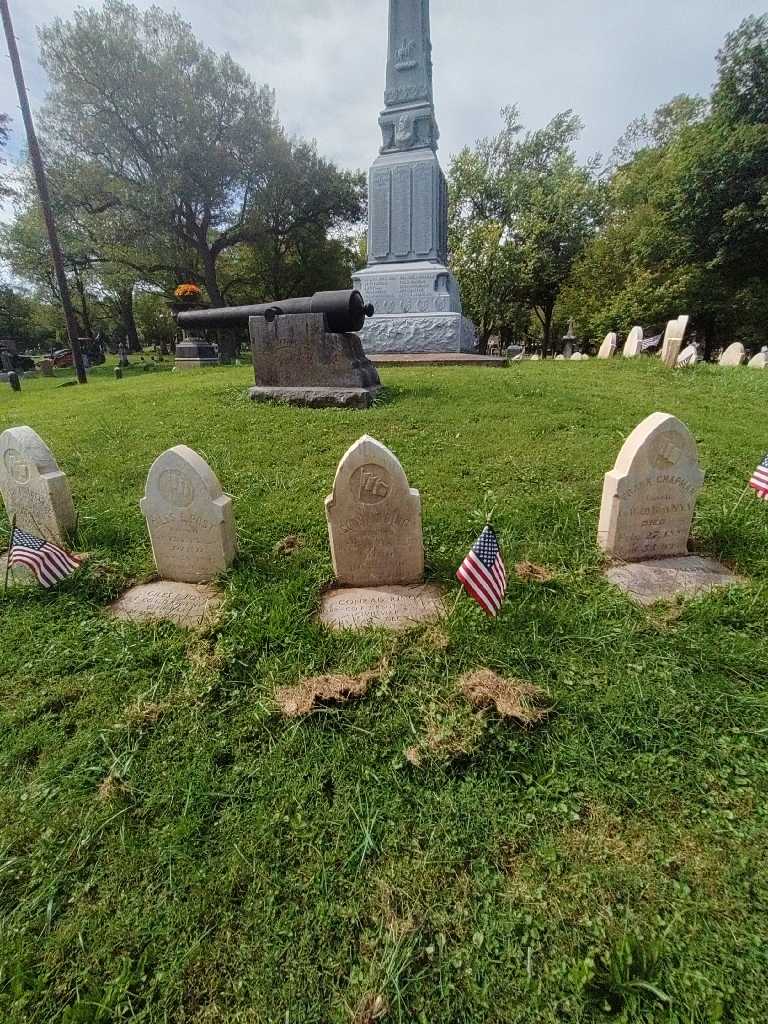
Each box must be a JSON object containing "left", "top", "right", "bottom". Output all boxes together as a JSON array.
[
  {"left": 319, "top": 583, "right": 445, "bottom": 631},
  {"left": 0, "top": 426, "right": 75, "bottom": 544},
  {"left": 109, "top": 582, "right": 222, "bottom": 629},
  {"left": 719, "top": 343, "right": 746, "bottom": 367},
  {"left": 140, "top": 445, "right": 236, "bottom": 583},
  {"left": 249, "top": 386, "right": 377, "bottom": 409},
  {"left": 175, "top": 336, "right": 219, "bottom": 370},
  {"left": 325, "top": 435, "right": 423, "bottom": 587},
  {"left": 598, "top": 412, "right": 704, "bottom": 562},
  {"left": 605, "top": 556, "right": 741, "bottom": 606}
]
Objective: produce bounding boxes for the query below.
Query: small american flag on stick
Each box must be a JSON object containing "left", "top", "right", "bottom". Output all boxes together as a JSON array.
[
  {"left": 456, "top": 525, "right": 507, "bottom": 617},
  {"left": 8, "top": 527, "right": 81, "bottom": 588},
  {"left": 749, "top": 454, "right": 768, "bottom": 501}
]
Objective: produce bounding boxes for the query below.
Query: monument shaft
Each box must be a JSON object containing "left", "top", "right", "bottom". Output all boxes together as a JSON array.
[{"left": 353, "top": 0, "right": 475, "bottom": 353}]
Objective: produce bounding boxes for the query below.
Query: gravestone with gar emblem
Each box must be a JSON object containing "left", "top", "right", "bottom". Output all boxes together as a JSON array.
[
  {"left": 140, "top": 445, "right": 236, "bottom": 583},
  {"left": 0, "top": 426, "right": 75, "bottom": 544}
]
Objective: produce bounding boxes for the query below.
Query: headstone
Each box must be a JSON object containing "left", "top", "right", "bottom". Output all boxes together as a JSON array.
[
  {"left": 605, "top": 556, "right": 741, "bottom": 606},
  {"left": 530, "top": 354, "right": 540, "bottom": 361},
  {"left": 597, "top": 332, "right": 618, "bottom": 359},
  {"left": 318, "top": 584, "right": 445, "bottom": 630},
  {"left": 748, "top": 347, "right": 768, "bottom": 369},
  {"left": 661, "top": 316, "right": 689, "bottom": 368},
  {"left": 562, "top": 341, "right": 574, "bottom": 359},
  {"left": 174, "top": 331, "right": 219, "bottom": 371},
  {"left": 0, "top": 426, "right": 76, "bottom": 544},
  {"left": 676, "top": 343, "right": 698, "bottom": 368},
  {"left": 554, "top": 354, "right": 565, "bottom": 361},
  {"left": 248, "top": 313, "right": 380, "bottom": 409},
  {"left": 139, "top": 445, "right": 236, "bottom": 583},
  {"left": 0, "top": 351, "right": 13, "bottom": 372},
  {"left": 325, "top": 435, "right": 423, "bottom": 586},
  {"left": 623, "top": 326, "right": 644, "bottom": 357},
  {"left": 598, "top": 412, "right": 704, "bottom": 562},
  {"left": 109, "top": 581, "right": 222, "bottom": 629},
  {"left": 8, "top": 372, "right": 20, "bottom": 392},
  {"left": 351, "top": 0, "right": 476, "bottom": 354},
  {"left": 719, "top": 343, "right": 746, "bottom": 367},
  {"left": 39, "top": 359, "right": 54, "bottom": 377},
  {"left": 114, "top": 366, "right": 123, "bottom": 380}
]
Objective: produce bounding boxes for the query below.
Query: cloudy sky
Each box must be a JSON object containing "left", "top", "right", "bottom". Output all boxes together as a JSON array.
[{"left": 1, "top": 0, "right": 761, "bottom": 173}]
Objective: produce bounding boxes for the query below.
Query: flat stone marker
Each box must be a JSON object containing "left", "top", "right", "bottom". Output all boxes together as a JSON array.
[
  {"left": 0, "top": 426, "right": 75, "bottom": 544},
  {"left": 597, "top": 333, "right": 618, "bottom": 359},
  {"left": 605, "top": 557, "right": 741, "bottom": 607},
  {"left": 318, "top": 584, "right": 445, "bottom": 631},
  {"left": 748, "top": 349, "right": 768, "bottom": 369},
  {"left": 325, "top": 435, "right": 423, "bottom": 587},
  {"left": 140, "top": 445, "right": 236, "bottom": 583},
  {"left": 623, "top": 326, "right": 644, "bottom": 358},
  {"left": 719, "top": 343, "right": 746, "bottom": 367},
  {"left": 109, "top": 582, "right": 222, "bottom": 629},
  {"left": 598, "top": 412, "right": 704, "bottom": 562},
  {"left": 661, "top": 316, "right": 689, "bottom": 368}
]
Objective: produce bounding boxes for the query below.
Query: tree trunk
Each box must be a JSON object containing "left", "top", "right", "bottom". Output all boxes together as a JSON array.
[
  {"left": 119, "top": 286, "right": 141, "bottom": 351},
  {"left": 73, "top": 270, "right": 94, "bottom": 338},
  {"left": 541, "top": 304, "right": 554, "bottom": 358}
]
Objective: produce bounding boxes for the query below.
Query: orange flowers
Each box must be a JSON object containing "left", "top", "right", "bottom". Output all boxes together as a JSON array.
[{"left": 174, "top": 283, "right": 202, "bottom": 300}]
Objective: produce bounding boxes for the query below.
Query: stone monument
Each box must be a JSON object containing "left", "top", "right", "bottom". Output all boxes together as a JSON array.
[
  {"left": 597, "top": 333, "right": 618, "bottom": 359},
  {"left": 661, "top": 315, "right": 690, "bottom": 368},
  {"left": 623, "top": 327, "right": 644, "bottom": 358},
  {"left": 249, "top": 313, "right": 381, "bottom": 409},
  {"left": 321, "top": 435, "right": 444, "bottom": 629},
  {"left": 748, "top": 347, "right": 768, "bottom": 369},
  {"left": 719, "top": 342, "right": 746, "bottom": 366},
  {"left": 0, "top": 426, "right": 75, "bottom": 544},
  {"left": 352, "top": 0, "right": 475, "bottom": 354},
  {"left": 598, "top": 412, "right": 739, "bottom": 603},
  {"left": 139, "top": 445, "right": 236, "bottom": 583}
]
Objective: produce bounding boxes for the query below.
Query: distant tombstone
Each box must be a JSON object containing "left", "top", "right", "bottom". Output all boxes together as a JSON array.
[
  {"left": 530, "top": 354, "right": 541, "bottom": 361},
  {"left": 719, "top": 343, "right": 746, "bottom": 367},
  {"left": 325, "top": 435, "right": 423, "bottom": 587},
  {"left": 139, "top": 445, "right": 236, "bottom": 583},
  {"left": 39, "top": 359, "right": 54, "bottom": 377},
  {"left": 0, "top": 426, "right": 75, "bottom": 544},
  {"left": 554, "top": 354, "right": 566, "bottom": 361},
  {"left": 676, "top": 343, "right": 698, "bottom": 368},
  {"left": 570, "top": 352, "right": 583, "bottom": 361},
  {"left": 623, "top": 326, "right": 644, "bottom": 358},
  {"left": 114, "top": 366, "right": 123, "bottom": 380},
  {"left": 748, "top": 348, "right": 768, "bottom": 369},
  {"left": 8, "top": 372, "right": 21, "bottom": 392},
  {"left": 597, "top": 332, "right": 618, "bottom": 359},
  {"left": 661, "top": 316, "right": 689, "bottom": 368},
  {"left": 0, "top": 351, "right": 12, "bottom": 372},
  {"left": 598, "top": 412, "right": 704, "bottom": 562},
  {"left": 562, "top": 341, "right": 574, "bottom": 359}
]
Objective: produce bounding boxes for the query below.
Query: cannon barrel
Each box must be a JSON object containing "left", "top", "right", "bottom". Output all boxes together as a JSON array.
[{"left": 176, "top": 289, "right": 374, "bottom": 335}]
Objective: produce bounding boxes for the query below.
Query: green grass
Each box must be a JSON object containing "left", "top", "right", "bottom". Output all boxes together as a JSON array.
[{"left": 1, "top": 358, "right": 768, "bottom": 1023}]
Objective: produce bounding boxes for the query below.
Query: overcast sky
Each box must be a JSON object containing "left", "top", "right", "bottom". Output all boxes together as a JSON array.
[{"left": 1, "top": 0, "right": 762, "bottom": 173}]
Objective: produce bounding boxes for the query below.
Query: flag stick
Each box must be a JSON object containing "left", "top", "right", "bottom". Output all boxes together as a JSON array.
[{"left": 3, "top": 513, "right": 16, "bottom": 596}]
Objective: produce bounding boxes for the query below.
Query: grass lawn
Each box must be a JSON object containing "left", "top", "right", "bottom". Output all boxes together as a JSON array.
[{"left": 1, "top": 358, "right": 768, "bottom": 1023}]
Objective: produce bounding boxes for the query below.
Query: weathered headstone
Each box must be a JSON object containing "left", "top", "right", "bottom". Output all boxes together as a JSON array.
[
  {"left": 325, "top": 435, "right": 423, "bottom": 587},
  {"left": 8, "top": 372, "right": 21, "bottom": 392},
  {"left": 248, "top": 313, "right": 380, "bottom": 409},
  {"left": 554, "top": 354, "right": 566, "bottom": 361},
  {"left": 661, "top": 316, "right": 689, "bottom": 368},
  {"left": 0, "top": 350, "right": 13, "bottom": 372},
  {"left": 748, "top": 348, "right": 768, "bottom": 369},
  {"left": 623, "top": 326, "right": 644, "bottom": 358},
  {"left": 675, "top": 343, "right": 698, "bottom": 368},
  {"left": 597, "top": 333, "right": 618, "bottom": 359},
  {"left": 109, "top": 581, "right": 222, "bottom": 629},
  {"left": 719, "top": 343, "right": 746, "bottom": 367},
  {"left": 318, "top": 584, "right": 445, "bottom": 631},
  {"left": 139, "top": 445, "right": 236, "bottom": 583},
  {"left": 598, "top": 412, "right": 704, "bottom": 562},
  {"left": 114, "top": 366, "right": 123, "bottom": 380},
  {"left": 0, "top": 426, "right": 75, "bottom": 544}
]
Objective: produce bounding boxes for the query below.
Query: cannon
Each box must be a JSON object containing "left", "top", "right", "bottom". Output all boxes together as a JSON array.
[{"left": 176, "top": 289, "right": 375, "bottom": 335}]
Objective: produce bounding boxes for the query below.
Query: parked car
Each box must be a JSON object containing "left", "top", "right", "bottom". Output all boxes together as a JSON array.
[{"left": 51, "top": 348, "right": 74, "bottom": 368}]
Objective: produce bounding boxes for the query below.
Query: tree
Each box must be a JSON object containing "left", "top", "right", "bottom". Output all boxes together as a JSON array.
[
  {"left": 714, "top": 14, "right": 768, "bottom": 124},
  {"left": 449, "top": 107, "right": 603, "bottom": 355},
  {"left": 0, "top": 113, "right": 13, "bottom": 200}
]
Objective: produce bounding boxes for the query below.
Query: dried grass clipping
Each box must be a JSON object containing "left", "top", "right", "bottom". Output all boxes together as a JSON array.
[
  {"left": 352, "top": 994, "right": 388, "bottom": 1024},
  {"left": 274, "top": 535, "right": 305, "bottom": 556},
  {"left": 459, "top": 670, "right": 551, "bottom": 727},
  {"left": 515, "top": 561, "right": 555, "bottom": 583},
  {"left": 276, "top": 670, "right": 379, "bottom": 718}
]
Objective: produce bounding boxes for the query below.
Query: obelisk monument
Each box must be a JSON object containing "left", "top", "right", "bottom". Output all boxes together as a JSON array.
[{"left": 353, "top": 0, "right": 475, "bottom": 353}]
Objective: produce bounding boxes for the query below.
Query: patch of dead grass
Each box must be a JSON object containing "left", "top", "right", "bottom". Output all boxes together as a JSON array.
[
  {"left": 515, "top": 561, "right": 555, "bottom": 583},
  {"left": 274, "top": 535, "right": 305, "bottom": 556},
  {"left": 188, "top": 640, "right": 227, "bottom": 673},
  {"left": 459, "top": 669, "right": 551, "bottom": 726},
  {"left": 122, "top": 699, "right": 168, "bottom": 729},
  {"left": 275, "top": 669, "right": 380, "bottom": 718},
  {"left": 423, "top": 625, "right": 450, "bottom": 650},
  {"left": 97, "top": 775, "right": 129, "bottom": 802},
  {"left": 352, "top": 994, "right": 388, "bottom": 1023}
]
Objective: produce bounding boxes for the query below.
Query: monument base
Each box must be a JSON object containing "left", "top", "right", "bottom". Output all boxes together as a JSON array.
[
  {"left": 318, "top": 584, "right": 446, "bottom": 631},
  {"left": 605, "top": 556, "right": 741, "bottom": 606},
  {"left": 359, "top": 313, "right": 476, "bottom": 354},
  {"left": 109, "top": 582, "right": 222, "bottom": 629},
  {"left": 249, "top": 386, "right": 379, "bottom": 409},
  {"left": 174, "top": 340, "right": 219, "bottom": 371}
]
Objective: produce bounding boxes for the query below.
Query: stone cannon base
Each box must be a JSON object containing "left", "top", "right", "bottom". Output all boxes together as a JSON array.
[{"left": 249, "top": 386, "right": 379, "bottom": 409}]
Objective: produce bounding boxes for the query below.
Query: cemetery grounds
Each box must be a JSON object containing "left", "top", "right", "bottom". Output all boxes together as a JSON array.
[{"left": 1, "top": 358, "right": 768, "bottom": 1023}]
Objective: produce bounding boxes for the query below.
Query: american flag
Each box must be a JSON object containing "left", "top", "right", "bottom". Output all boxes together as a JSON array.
[
  {"left": 456, "top": 525, "right": 507, "bottom": 617},
  {"left": 640, "top": 333, "right": 662, "bottom": 352},
  {"left": 750, "top": 454, "right": 768, "bottom": 501},
  {"left": 8, "top": 527, "right": 81, "bottom": 588}
]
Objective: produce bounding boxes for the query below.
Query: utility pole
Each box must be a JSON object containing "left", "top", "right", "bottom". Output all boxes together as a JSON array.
[{"left": 1, "top": 0, "right": 87, "bottom": 384}]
